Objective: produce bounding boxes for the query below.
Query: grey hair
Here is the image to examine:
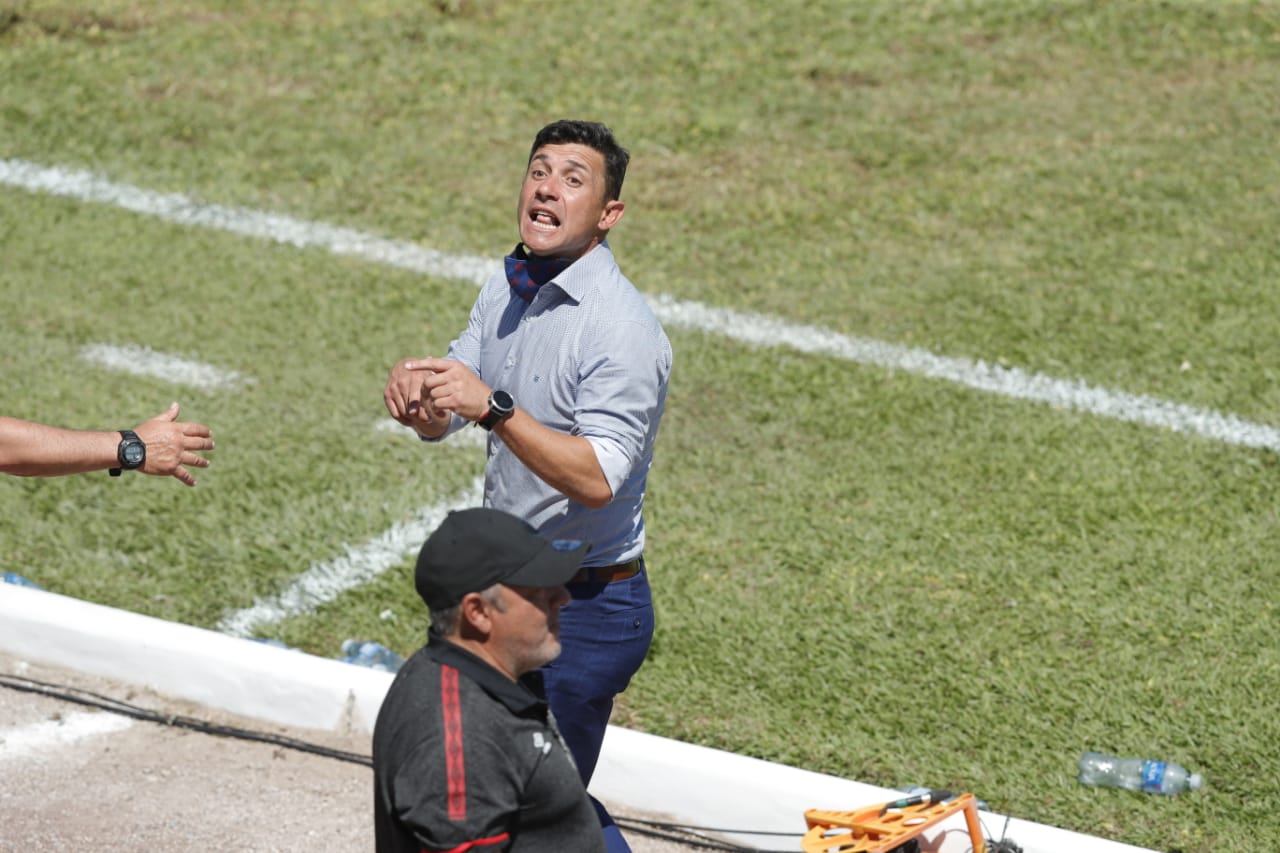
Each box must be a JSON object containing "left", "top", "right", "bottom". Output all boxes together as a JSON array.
[{"left": 429, "top": 584, "right": 505, "bottom": 635}]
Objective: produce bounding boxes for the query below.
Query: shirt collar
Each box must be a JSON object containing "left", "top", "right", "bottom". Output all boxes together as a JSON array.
[
  {"left": 425, "top": 630, "right": 546, "bottom": 716},
  {"left": 537, "top": 240, "right": 615, "bottom": 305}
]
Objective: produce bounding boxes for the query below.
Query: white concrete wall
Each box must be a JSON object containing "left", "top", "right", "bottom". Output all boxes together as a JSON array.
[{"left": 0, "top": 583, "right": 1154, "bottom": 853}]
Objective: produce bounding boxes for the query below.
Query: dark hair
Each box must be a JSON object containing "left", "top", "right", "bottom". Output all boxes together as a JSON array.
[{"left": 529, "top": 119, "right": 630, "bottom": 202}]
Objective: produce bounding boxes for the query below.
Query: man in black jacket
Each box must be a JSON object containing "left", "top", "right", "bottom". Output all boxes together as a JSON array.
[{"left": 373, "top": 507, "right": 607, "bottom": 853}]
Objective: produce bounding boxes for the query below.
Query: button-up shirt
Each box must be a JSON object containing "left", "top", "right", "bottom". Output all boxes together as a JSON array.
[{"left": 434, "top": 241, "right": 671, "bottom": 566}]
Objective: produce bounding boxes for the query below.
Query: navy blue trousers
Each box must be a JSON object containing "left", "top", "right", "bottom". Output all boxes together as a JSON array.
[{"left": 542, "top": 565, "right": 654, "bottom": 853}]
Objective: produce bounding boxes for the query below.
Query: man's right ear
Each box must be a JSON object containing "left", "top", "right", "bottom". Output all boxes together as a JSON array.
[
  {"left": 457, "top": 591, "right": 495, "bottom": 636},
  {"left": 598, "top": 199, "right": 625, "bottom": 232}
]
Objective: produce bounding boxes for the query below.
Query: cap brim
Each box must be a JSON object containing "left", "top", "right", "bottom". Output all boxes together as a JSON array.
[{"left": 503, "top": 539, "right": 590, "bottom": 589}]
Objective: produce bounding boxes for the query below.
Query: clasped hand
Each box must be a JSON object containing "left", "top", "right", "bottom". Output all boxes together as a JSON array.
[{"left": 384, "top": 357, "right": 492, "bottom": 435}]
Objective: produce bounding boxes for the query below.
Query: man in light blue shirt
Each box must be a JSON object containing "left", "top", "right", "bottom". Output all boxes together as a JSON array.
[{"left": 384, "top": 119, "right": 671, "bottom": 853}]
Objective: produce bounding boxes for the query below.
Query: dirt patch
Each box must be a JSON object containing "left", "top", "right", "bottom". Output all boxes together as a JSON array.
[{"left": 0, "top": 653, "right": 704, "bottom": 852}]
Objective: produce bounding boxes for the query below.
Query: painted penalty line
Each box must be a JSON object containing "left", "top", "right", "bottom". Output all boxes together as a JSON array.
[
  {"left": 4, "top": 156, "right": 1275, "bottom": 454},
  {"left": 5, "top": 157, "right": 1279, "bottom": 637}
]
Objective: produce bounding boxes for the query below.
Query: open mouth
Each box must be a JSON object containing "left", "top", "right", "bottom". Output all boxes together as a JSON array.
[{"left": 528, "top": 207, "right": 560, "bottom": 230}]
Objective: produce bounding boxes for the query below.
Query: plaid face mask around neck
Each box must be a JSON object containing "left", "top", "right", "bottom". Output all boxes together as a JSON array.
[{"left": 504, "top": 244, "right": 574, "bottom": 302}]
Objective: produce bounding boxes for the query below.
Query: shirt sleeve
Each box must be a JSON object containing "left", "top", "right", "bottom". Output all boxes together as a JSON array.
[
  {"left": 390, "top": 729, "right": 523, "bottom": 852},
  {"left": 575, "top": 317, "right": 671, "bottom": 496}
]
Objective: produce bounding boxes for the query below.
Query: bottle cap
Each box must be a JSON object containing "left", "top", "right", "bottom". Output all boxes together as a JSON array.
[{"left": 1188, "top": 773, "right": 1204, "bottom": 790}]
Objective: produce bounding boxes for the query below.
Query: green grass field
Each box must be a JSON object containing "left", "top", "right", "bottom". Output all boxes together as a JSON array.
[{"left": 3, "top": 2, "right": 1279, "bottom": 850}]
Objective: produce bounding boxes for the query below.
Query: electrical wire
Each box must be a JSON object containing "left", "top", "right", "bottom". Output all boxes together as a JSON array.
[
  {"left": 1, "top": 674, "right": 1019, "bottom": 852},
  {"left": 0, "top": 673, "right": 800, "bottom": 850},
  {"left": 612, "top": 815, "right": 801, "bottom": 852},
  {"left": 0, "top": 672, "right": 372, "bottom": 767}
]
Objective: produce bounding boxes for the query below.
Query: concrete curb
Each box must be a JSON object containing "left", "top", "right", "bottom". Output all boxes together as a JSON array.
[
  {"left": 0, "top": 583, "right": 1154, "bottom": 853},
  {"left": 0, "top": 583, "right": 390, "bottom": 732}
]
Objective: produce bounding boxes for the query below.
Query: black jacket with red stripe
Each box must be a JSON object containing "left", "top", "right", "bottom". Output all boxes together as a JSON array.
[{"left": 373, "top": 631, "right": 606, "bottom": 853}]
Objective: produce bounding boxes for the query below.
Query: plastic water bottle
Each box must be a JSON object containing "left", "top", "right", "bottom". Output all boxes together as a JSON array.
[
  {"left": 1078, "top": 751, "right": 1203, "bottom": 794},
  {"left": 2, "top": 571, "right": 43, "bottom": 589},
  {"left": 340, "top": 639, "right": 404, "bottom": 672}
]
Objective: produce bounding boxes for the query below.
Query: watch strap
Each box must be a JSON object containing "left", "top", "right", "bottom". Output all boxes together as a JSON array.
[{"left": 478, "top": 391, "right": 514, "bottom": 431}]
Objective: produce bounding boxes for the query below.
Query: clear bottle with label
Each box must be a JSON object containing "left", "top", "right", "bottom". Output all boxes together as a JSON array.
[{"left": 1078, "top": 751, "right": 1203, "bottom": 794}]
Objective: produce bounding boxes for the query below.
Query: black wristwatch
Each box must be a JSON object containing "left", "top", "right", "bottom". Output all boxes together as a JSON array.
[
  {"left": 477, "top": 390, "right": 515, "bottom": 431},
  {"left": 109, "top": 429, "right": 146, "bottom": 477}
]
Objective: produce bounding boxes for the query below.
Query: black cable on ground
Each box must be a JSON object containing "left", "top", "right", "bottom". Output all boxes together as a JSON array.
[
  {"left": 0, "top": 673, "right": 797, "bottom": 849},
  {"left": 612, "top": 815, "right": 803, "bottom": 852},
  {"left": 0, "top": 672, "right": 373, "bottom": 767},
  {"left": 3, "top": 673, "right": 1022, "bottom": 852}
]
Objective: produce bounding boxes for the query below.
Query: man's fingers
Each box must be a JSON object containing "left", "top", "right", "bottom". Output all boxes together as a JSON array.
[
  {"left": 383, "top": 388, "right": 403, "bottom": 420},
  {"left": 385, "top": 378, "right": 425, "bottom": 421}
]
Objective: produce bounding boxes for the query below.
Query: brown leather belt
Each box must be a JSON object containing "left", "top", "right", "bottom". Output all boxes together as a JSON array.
[{"left": 568, "top": 558, "right": 642, "bottom": 585}]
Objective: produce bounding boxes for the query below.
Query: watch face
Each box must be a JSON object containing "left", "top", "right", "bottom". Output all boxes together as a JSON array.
[
  {"left": 492, "top": 390, "right": 514, "bottom": 414},
  {"left": 123, "top": 443, "right": 145, "bottom": 465}
]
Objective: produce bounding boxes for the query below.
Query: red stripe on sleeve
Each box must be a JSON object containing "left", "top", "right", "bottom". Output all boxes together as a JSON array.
[
  {"left": 428, "top": 831, "right": 512, "bottom": 853},
  {"left": 441, "top": 665, "right": 467, "bottom": 821}
]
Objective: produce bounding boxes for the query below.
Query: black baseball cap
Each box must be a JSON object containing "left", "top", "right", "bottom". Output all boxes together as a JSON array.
[{"left": 415, "top": 507, "right": 590, "bottom": 611}]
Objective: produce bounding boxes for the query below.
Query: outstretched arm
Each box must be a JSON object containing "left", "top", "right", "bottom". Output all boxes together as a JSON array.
[{"left": 0, "top": 403, "right": 214, "bottom": 486}]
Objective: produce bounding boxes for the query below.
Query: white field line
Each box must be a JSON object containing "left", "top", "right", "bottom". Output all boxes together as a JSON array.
[
  {"left": 215, "top": 477, "right": 483, "bottom": 638},
  {"left": 651, "top": 296, "right": 1280, "bottom": 453},
  {"left": 0, "top": 158, "right": 494, "bottom": 285},
  {"left": 80, "top": 343, "right": 254, "bottom": 391},
  {"left": 4, "top": 157, "right": 1277, "bottom": 453},
  {"left": 7, "top": 157, "right": 1280, "bottom": 636},
  {"left": 216, "top": 422, "right": 483, "bottom": 637},
  {"left": 0, "top": 711, "right": 133, "bottom": 761}
]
